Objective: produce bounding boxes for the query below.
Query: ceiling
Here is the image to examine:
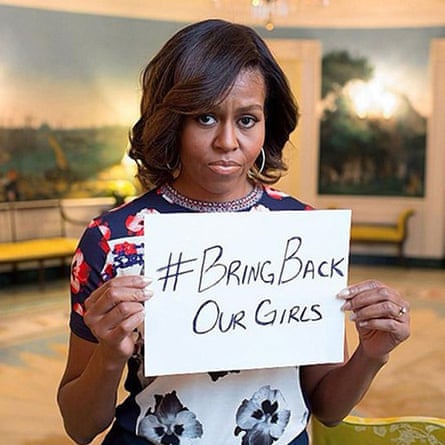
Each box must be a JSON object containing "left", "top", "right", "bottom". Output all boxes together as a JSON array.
[{"left": 0, "top": 0, "right": 445, "bottom": 28}]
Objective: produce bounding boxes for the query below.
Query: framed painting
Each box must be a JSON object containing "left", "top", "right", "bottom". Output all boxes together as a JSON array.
[
  {"left": 0, "top": 5, "right": 180, "bottom": 203},
  {"left": 315, "top": 28, "right": 436, "bottom": 197}
]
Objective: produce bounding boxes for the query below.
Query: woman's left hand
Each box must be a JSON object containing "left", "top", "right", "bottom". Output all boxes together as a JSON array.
[{"left": 339, "top": 280, "right": 410, "bottom": 360}]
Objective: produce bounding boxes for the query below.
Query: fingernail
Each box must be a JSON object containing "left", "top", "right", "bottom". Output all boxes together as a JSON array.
[
  {"left": 143, "top": 288, "right": 153, "bottom": 299},
  {"left": 341, "top": 301, "right": 352, "bottom": 311},
  {"left": 349, "top": 312, "right": 357, "bottom": 321},
  {"left": 337, "top": 288, "right": 351, "bottom": 299},
  {"left": 141, "top": 277, "right": 153, "bottom": 285}
]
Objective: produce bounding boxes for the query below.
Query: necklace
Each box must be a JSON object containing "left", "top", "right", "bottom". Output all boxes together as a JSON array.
[{"left": 160, "top": 183, "right": 263, "bottom": 212}]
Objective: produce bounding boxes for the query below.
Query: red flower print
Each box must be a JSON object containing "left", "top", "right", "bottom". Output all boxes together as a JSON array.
[
  {"left": 73, "top": 302, "right": 85, "bottom": 317},
  {"left": 96, "top": 224, "right": 111, "bottom": 253},
  {"left": 126, "top": 214, "right": 144, "bottom": 236},
  {"left": 100, "top": 223, "right": 111, "bottom": 240},
  {"left": 126, "top": 208, "right": 158, "bottom": 235},
  {"left": 71, "top": 249, "right": 91, "bottom": 294},
  {"left": 88, "top": 218, "right": 101, "bottom": 229},
  {"left": 88, "top": 219, "right": 111, "bottom": 253},
  {"left": 88, "top": 218, "right": 109, "bottom": 233},
  {"left": 115, "top": 242, "right": 137, "bottom": 255},
  {"left": 264, "top": 186, "right": 289, "bottom": 200},
  {"left": 102, "top": 262, "right": 114, "bottom": 281}
]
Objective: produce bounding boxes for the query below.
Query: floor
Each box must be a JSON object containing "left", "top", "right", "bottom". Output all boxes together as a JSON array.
[{"left": 0, "top": 264, "right": 444, "bottom": 445}]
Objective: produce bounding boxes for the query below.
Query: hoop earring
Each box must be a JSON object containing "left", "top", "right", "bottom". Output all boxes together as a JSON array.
[
  {"left": 166, "top": 156, "right": 180, "bottom": 171},
  {"left": 257, "top": 147, "right": 266, "bottom": 174}
]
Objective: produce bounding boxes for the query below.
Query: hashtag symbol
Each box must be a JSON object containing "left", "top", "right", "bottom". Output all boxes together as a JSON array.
[{"left": 157, "top": 252, "right": 197, "bottom": 292}]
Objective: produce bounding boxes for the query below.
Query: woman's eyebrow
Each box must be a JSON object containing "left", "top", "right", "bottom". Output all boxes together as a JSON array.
[
  {"left": 238, "top": 104, "right": 264, "bottom": 112},
  {"left": 209, "top": 104, "right": 263, "bottom": 114}
]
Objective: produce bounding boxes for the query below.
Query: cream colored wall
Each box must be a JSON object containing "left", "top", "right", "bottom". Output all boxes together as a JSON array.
[
  {"left": 273, "top": 57, "right": 303, "bottom": 195},
  {"left": 266, "top": 39, "right": 321, "bottom": 199},
  {"left": 1, "top": 0, "right": 444, "bottom": 28},
  {"left": 423, "top": 39, "right": 445, "bottom": 258}
]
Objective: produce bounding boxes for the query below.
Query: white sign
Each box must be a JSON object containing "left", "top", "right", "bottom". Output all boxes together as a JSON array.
[{"left": 144, "top": 209, "right": 351, "bottom": 376}]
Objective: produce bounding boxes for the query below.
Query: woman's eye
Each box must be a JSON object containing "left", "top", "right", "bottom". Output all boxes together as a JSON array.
[
  {"left": 239, "top": 116, "right": 257, "bottom": 128},
  {"left": 197, "top": 114, "right": 216, "bottom": 126}
]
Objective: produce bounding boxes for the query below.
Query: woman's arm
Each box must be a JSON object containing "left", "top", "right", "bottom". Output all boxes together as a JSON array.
[
  {"left": 57, "top": 334, "right": 125, "bottom": 444},
  {"left": 57, "top": 275, "right": 151, "bottom": 444},
  {"left": 301, "top": 280, "right": 410, "bottom": 426}
]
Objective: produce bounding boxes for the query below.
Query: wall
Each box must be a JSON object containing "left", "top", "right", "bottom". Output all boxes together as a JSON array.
[
  {"left": 267, "top": 39, "right": 321, "bottom": 199},
  {"left": 312, "top": 39, "right": 445, "bottom": 261}
]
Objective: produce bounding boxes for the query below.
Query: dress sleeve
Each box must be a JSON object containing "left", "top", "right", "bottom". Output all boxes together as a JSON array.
[{"left": 69, "top": 219, "right": 110, "bottom": 343}]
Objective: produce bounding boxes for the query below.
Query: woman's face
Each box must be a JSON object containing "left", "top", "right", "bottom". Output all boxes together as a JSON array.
[{"left": 174, "top": 68, "right": 266, "bottom": 202}]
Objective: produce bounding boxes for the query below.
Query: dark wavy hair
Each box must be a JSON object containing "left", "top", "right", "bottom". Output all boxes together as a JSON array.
[{"left": 129, "top": 19, "right": 299, "bottom": 189}]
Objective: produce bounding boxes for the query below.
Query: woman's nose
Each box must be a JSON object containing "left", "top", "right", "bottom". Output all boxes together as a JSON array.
[{"left": 214, "top": 122, "right": 238, "bottom": 151}]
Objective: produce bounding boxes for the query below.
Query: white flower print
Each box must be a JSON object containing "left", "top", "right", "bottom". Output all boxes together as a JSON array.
[
  {"left": 235, "top": 385, "right": 291, "bottom": 445},
  {"left": 138, "top": 391, "right": 203, "bottom": 444}
]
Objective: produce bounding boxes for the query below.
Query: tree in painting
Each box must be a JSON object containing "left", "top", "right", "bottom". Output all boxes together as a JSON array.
[{"left": 318, "top": 50, "right": 426, "bottom": 196}]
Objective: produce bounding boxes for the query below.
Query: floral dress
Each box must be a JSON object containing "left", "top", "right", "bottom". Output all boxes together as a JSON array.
[{"left": 70, "top": 184, "right": 313, "bottom": 445}]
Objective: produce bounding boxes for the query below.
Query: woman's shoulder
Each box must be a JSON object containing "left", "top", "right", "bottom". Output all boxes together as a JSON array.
[
  {"left": 79, "top": 187, "right": 171, "bottom": 237},
  {"left": 258, "top": 185, "right": 314, "bottom": 211},
  {"left": 96, "top": 187, "right": 170, "bottom": 220}
]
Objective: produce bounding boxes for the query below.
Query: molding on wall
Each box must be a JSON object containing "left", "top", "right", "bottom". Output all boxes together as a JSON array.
[{"left": 424, "top": 38, "right": 445, "bottom": 257}]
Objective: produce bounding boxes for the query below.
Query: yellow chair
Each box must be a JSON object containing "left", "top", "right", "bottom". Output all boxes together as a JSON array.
[
  {"left": 350, "top": 208, "right": 415, "bottom": 266},
  {"left": 311, "top": 415, "right": 445, "bottom": 445}
]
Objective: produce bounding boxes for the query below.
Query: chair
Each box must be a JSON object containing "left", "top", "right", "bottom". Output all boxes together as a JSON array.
[
  {"left": 311, "top": 415, "right": 445, "bottom": 445},
  {"left": 349, "top": 208, "right": 415, "bottom": 266}
]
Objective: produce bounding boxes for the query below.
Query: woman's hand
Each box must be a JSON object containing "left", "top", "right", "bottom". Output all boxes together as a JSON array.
[
  {"left": 338, "top": 280, "right": 410, "bottom": 361},
  {"left": 83, "top": 275, "right": 152, "bottom": 364}
]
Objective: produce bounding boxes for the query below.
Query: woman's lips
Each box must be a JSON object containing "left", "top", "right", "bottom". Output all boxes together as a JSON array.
[{"left": 208, "top": 160, "right": 241, "bottom": 175}]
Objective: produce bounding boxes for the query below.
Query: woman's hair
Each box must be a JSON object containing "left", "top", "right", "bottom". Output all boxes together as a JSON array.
[{"left": 129, "top": 19, "right": 299, "bottom": 188}]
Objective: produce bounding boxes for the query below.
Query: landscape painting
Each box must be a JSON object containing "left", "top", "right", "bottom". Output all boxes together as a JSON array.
[
  {"left": 0, "top": 5, "right": 180, "bottom": 202},
  {"left": 312, "top": 27, "right": 438, "bottom": 197}
]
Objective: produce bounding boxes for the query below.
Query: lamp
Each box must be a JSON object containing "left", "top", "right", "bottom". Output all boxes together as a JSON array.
[
  {"left": 212, "top": 0, "right": 331, "bottom": 31},
  {"left": 251, "top": 0, "right": 288, "bottom": 31}
]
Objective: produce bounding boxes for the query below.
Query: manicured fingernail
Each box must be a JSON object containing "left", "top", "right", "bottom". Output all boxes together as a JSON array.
[{"left": 337, "top": 288, "right": 351, "bottom": 299}]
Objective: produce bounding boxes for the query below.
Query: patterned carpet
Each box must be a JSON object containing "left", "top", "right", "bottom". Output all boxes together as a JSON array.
[{"left": 0, "top": 265, "right": 444, "bottom": 445}]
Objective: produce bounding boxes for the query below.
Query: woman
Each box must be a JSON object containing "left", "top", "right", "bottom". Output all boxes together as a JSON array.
[{"left": 57, "top": 19, "right": 410, "bottom": 445}]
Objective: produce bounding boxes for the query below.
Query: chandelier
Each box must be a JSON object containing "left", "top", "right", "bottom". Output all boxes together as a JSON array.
[{"left": 251, "top": 0, "right": 331, "bottom": 31}]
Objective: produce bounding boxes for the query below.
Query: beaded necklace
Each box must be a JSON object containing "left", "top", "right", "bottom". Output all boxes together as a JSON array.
[{"left": 160, "top": 183, "right": 263, "bottom": 212}]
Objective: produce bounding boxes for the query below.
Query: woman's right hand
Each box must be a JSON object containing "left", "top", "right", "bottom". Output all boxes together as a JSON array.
[{"left": 83, "top": 275, "right": 152, "bottom": 364}]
